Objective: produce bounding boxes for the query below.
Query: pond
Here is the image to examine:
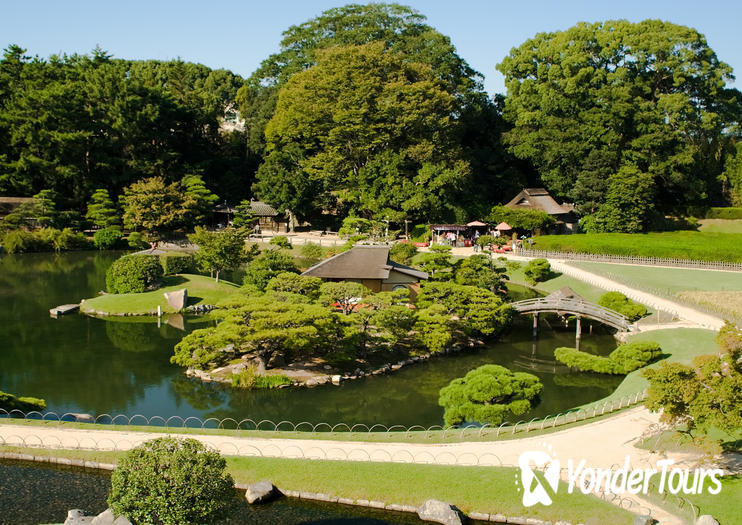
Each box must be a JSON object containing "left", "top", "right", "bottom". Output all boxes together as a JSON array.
[
  {"left": 0, "top": 459, "right": 422, "bottom": 525},
  {"left": 0, "top": 252, "right": 622, "bottom": 428}
]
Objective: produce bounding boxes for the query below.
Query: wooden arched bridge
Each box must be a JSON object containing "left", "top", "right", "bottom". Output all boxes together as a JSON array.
[{"left": 509, "top": 287, "right": 631, "bottom": 339}]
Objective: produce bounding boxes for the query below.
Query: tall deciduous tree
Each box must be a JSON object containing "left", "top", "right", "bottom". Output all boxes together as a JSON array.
[
  {"left": 498, "top": 20, "right": 742, "bottom": 228},
  {"left": 121, "top": 176, "right": 184, "bottom": 239},
  {"left": 258, "top": 42, "right": 469, "bottom": 222},
  {"left": 188, "top": 226, "right": 252, "bottom": 282}
]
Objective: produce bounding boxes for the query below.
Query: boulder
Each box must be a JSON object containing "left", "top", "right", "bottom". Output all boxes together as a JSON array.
[
  {"left": 416, "top": 499, "right": 465, "bottom": 525},
  {"left": 91, "top": 508, "right": 133, "bottom": 525},
  {"left": 696, "top": 516, "right": 720, "bottom": 525},
  {"left": 245, "top": 480, "right": 281, "bottom": 504},
  {"left": 64, "top": 509, "right": 94, "bottom": 524},
  {"left": 163, "top": 288, "right": 188, "bottom": 310},
  {"left": 632, "top": 516, "right": 654, "bottom": 525},
  {"left": 331, "top": 375, "right": 342, "bottom": 385}
]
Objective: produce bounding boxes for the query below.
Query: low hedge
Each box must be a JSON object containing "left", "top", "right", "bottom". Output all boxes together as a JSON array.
[
  {"left": 555, "top": 341, "right": 662, "bottom": 374},
  {"left": 706, "top": 207, "right": 742, "bottom": 220},
  {"left": 160, "top": 252, "right": 194, "bottom": 275},
  {"left": 106, "top": 254, "right": 164, "bottom": 293},
  {"left": 598, "top": 292, "right": 647, "bottom": 321}
]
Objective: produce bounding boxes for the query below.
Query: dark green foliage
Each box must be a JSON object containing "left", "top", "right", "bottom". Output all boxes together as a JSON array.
[
  {"left": 416, "top": 244, "right": 455, "bottom": 279},
  {"left": 454, "top": 254, "right": 508, "bottom": 295},
  {"left": 159, "top": 252, "right": 194, "bottom": 275},
  {"left": 438, "top": 364, "right": 543, "bottom": 426},
  {"left": 93, "top": 227, "right": 123, "bottom": 250},
  {"left": 598, "top": 292, "right": 647, "bottom": 321},
  {"left": 0, "top": 390, "right": 46, "bottom": 412},
  {"left": 707, "top": 207, "right": 742, "bottom": 220},
  {"left": 319, "top": 281, "right": 366, "bottom": 315},
  {"left": 389, "top": 242, "right": 418, "bottom": 265},
  {"left": 106, "top": 254, "right": 164, "bottom": 294},
  {"left": 243, "top": 249, "right": 299, "bottom": 290},
  {"left": 108, "top": 437, "right": 234, "bottom": 525},
  {"left": 409, "top": 224, "right": 431, "bottom": 243},
  {"left": 554, "top": 341, "right": 662, "bottom": 374},
  {"left": 4, "top": 227, "right": 90, "bottom": 253},
  {"left": 181, "top": 174, "right": 219, "bottom": 227},
  {"left": 269, "top": 235, "right": 292, "bottom": 249},
  {"left": 523, "top": 258, "right": 551, "bottom": 284},
  {"left": 266, "top": 272, "right": 322, "bottom": 301},
  {"left": 0, "top": 48, "right": 248, "bottom": 210},
  {"left": 498, "top": 20, "right": 742, "bottom": 228},
  {"left": 487, "top": 206, "right": 555, "bottom": 233}
]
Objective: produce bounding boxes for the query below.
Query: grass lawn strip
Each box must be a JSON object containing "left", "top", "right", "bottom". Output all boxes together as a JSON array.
[
  {"left": 698, "top": 219, "right": 742, "bottom": 233},
  {"left": 566, "top": 261, "right": 742, "bottom": 295},
  {"left": 80, "top": 274, "right": 240, "bottom": 315},
  {"left": 678, "top": 291, "right": 742, "bottom": 323},
  {"left": 0, "top": 447, "right": 634, "bottom": 524},
  {"left": 531, "top": 232, "right": 742, "bottom": 262}
]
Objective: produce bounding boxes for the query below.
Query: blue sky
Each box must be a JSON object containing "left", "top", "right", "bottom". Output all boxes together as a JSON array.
[{"left": 2, "top": 1, "right": 740, "bottom": 95}]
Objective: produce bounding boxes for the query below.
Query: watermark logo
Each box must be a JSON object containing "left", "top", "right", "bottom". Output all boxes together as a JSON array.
[
  {"left": 516, "top": 444, "right": 723, "bottom": 507},
  {"left": 516, "top": 443, "right": 560, "bottom": 507}
]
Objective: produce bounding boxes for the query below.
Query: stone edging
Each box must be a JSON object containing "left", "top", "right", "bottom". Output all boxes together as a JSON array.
[{"left": 0, "top": 452, "right": 580, "bottom": 525}]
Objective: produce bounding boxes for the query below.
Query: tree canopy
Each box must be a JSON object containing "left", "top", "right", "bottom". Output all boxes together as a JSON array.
[{"left": 497, "top": 19, "right": 742, "bottom": 230}]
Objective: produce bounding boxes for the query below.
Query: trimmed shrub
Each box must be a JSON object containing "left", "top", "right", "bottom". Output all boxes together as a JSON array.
[
  {"left": 554, "top": 347, "right": 615, "bottom": 374},
  {"left": 389, "top": 242, "right": 418, "bottom": 265},
  {"left": 35, "top": 227, "right": 89, "bottom": 252},
  {"left": 93, "top": 227, "right": 123, "bottom": 250},
  {"left": 598, "top": 291, "right": 647, "bottom": 321},
  {"left": 409, "top": 224, "right": 432, "bottom": 243},
  {"left": 269, "top": 235, "right": 292, "bottom": 249},
  {"left": 707, "top": 207, "right": 742, "bottom": 220},
  {"left": 523, "top": 258, "right": 551, "bottom": 284},
  {"left": 438, "top": 364, "right": 543, "bottom": 426},
  {"left": 608, "top": 342, "right": 662, "bottom": 373},
  {"left": 160, "top": 252, "right": 194, "bottom": 275},
  {"left": 108, "top": 437, "right": 234, "bottom": 525},
  {"left": 106, "top": 254, "right": 164, "bottom": 293},
  {"left": 555, "top": 341, "right": 662, "bottom": 374},
  {"left": 243, "top": 249, "right": 299, "bottom": 291}
]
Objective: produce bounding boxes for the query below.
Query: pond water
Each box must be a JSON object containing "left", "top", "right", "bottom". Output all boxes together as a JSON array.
[
  {"left": 0, "top": 252, "right": 622, "bottom": 427},
  {"left": 0, "top": 459, "right": 421, "bottom": 525}
]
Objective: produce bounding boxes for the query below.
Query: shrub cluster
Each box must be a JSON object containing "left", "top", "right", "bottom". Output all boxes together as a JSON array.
[
  {"left": 159, "top": 252, "right": 194, "bottom": 275},
  {"left": 230, "top": 366, "right": 292, "bottom": 389},
  {"left": 554, "top": 341, "right": 662, "bottom": 374},
  {"left": 389, "top": 242, "right": 418, "bottom": 265},
  {"left": 598, "top": 291, "right": 647, "bottom": 321},
  {"left": 106, "top": 254, "right": 164, "bottom": 293},
  {"left": 2, "top": 227, "right": 89, "bottom": 253}
]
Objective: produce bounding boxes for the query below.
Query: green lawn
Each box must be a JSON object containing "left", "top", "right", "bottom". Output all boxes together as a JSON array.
[
  {"left": 506, "top": 263, "right": 609, "bottom": 303},
  {"left": 1, "top": 447, "right": 634, "bottom": 524},
  {"left": 567, "top": 261, "right": 742, "bottom": 295},
  {"left": 576, "top": 328, "right": 718, "bottom": 407},
  {"left": 80, "top": 274, "right": 240, "bottom": 315},
  {"left": 531, "top": 232, "right": 742, "bottom": 262},
  {"left": 698, "top": 218, "right": 742, "bottom": 233}
]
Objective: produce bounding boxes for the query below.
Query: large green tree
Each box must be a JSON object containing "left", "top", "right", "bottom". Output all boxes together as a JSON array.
[
  {"left": 498, "top": 20, "right": 742, "bottom": 228},
  {"left": 258, "top": 42, "right": 469, "bottom": 222},
  {"left": 188, "top": 226, "right": 253, "bottom": 282}
]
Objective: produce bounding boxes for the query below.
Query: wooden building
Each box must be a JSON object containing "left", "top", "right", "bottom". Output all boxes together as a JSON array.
[
  {"left": 302, "top": 245, "right": 428, "bottom": 298},
  {"left": 505, "top": 188, "right": 577, "bottom": 233}
]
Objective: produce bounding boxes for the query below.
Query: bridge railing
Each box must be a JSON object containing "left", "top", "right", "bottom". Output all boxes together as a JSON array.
[{"left": 510, "top": 297, "right": 630, "bottom": 331}]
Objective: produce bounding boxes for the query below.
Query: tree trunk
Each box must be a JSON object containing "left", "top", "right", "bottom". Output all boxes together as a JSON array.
[{"left": 215, "top": 270, "right": 220, "bottom": 283}]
